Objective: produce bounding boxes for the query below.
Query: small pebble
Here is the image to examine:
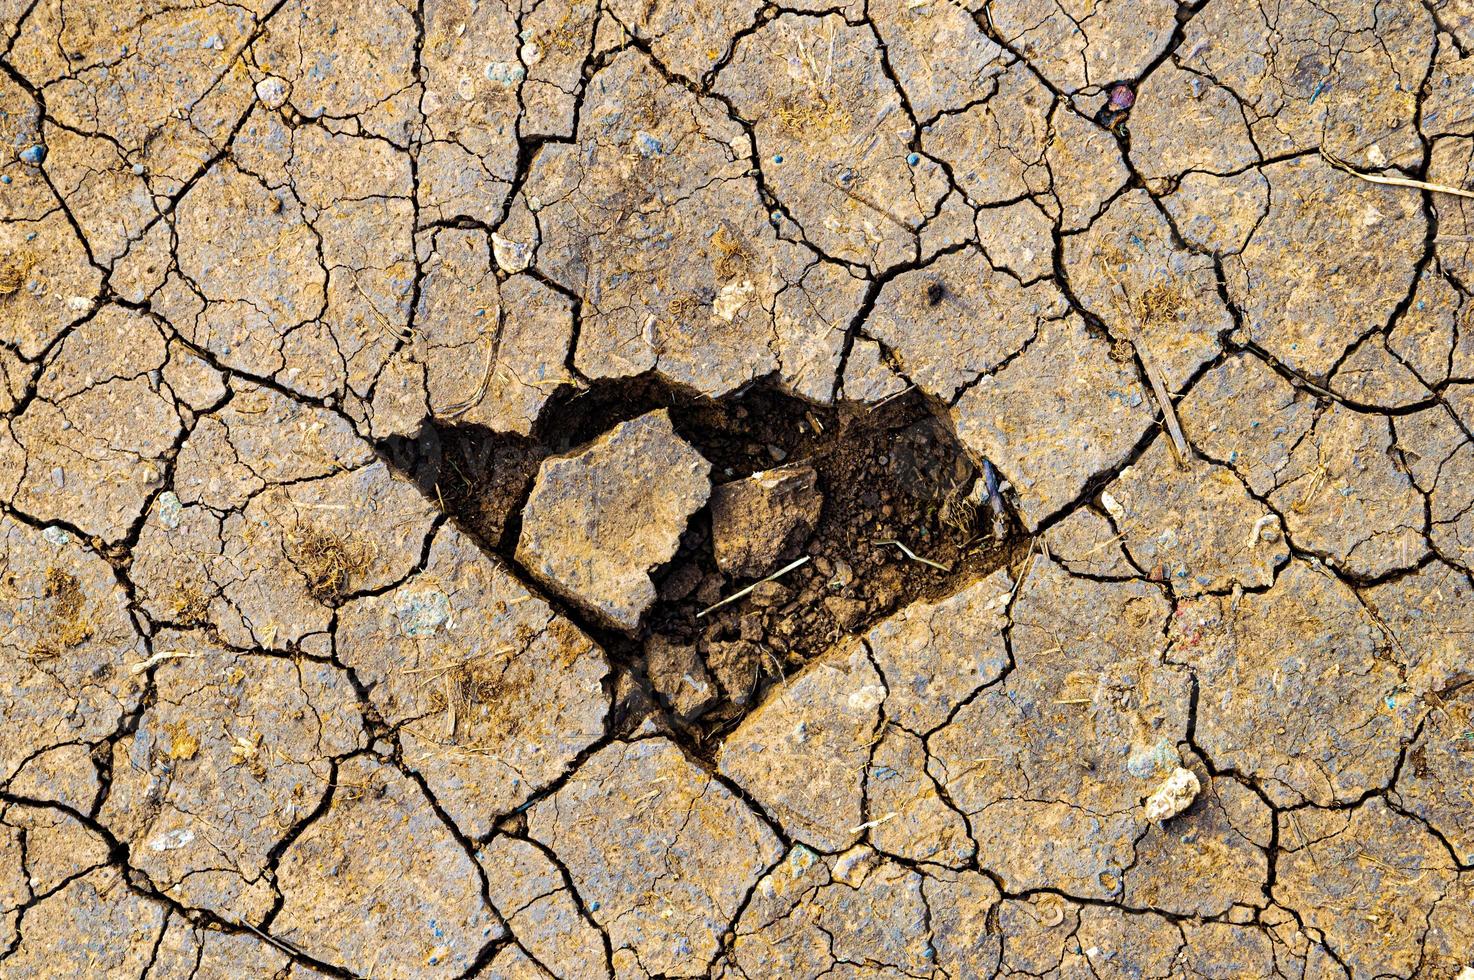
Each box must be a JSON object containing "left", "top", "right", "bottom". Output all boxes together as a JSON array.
[
  {"left": 255, "top": 76, "right": 289, "bottom": 109},
  {"left": 19, "top": 144, "right": 46, "bottom": 166},
  {"left": 906, "top": 152, "right": 920, "bottom": 166}
]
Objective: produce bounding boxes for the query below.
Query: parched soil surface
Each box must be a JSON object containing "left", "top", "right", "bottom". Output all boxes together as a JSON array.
[
  {"left": 3, "top": 0, "right": 1474, "bottom": 977},
  {"left": 386, "top": 380, "right": 1020, "bottom": 748}
]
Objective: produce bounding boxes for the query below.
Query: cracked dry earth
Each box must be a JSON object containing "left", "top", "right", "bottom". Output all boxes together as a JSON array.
[{"left": 8, "top": 1, "right": 1474, "bottom": 980}]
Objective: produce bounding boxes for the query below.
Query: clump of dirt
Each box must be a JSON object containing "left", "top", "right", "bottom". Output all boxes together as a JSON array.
[
  {"left": 168, "top": 584, "right": 212, "bottom": 626},
  {"left": 419, "top": 625, "right": 543, "bottom": 747},
  {"left": 381, "top": 377, "right": 1021, "bottom": 749},
  {"left": 287, "top": 524, "right": 372, "bottom": 603},
  {"left": 165, "top": 719, "right": 200, "bottom": 761},
  {"left": 30, "top": 566, "right": 93, "bottom": 660},
  {"left": 0, "top": 251, "right": 34, "bottom": 296}
]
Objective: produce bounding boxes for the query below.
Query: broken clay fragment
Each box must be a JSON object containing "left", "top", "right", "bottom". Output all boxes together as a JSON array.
[
  {"left": 516, "top": 410, "right": 711, "bottom": 631},
  {"left": 709, "top": 463, "right": 822, "bottom": 577}
]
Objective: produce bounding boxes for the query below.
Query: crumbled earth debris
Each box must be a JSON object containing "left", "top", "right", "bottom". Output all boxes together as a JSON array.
[
  {"left": 4, "top": 0, "right": 1474, "bottom": 975},
  {"left": 645, "top": 634, "right": 719, "bottom": 722},
  {"left": 709, "top": 462, "right": 822, "bottom": 577},
  {"left": 394, "top": 380, "right": 1014, "bottom": 743}
]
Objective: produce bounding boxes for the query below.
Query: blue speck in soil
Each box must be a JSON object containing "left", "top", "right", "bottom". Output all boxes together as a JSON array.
[
  {"left": 635, "top": 132, "right": 663, "bottom": 158},
  {"left": 590, "top": 901, "right": 601, "bottom": 911},
  {"left": 19, "top": 144, "right": 45, "bottom": 166},
  {"left": 0, "top": 175, "right": 9, "bottom": 184},
  {"left": 773, "top": 154, "right": 783, "bottom": 163},
  {"left": 906, "top": 152, "right": 920, "bottom": 166},
  {"left": 771, "top": 211, "right": 782, "bottom": 222}
]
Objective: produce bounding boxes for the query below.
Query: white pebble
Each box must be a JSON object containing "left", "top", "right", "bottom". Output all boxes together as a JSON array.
[{"left": 255, "top": 76, "right": 289, "bottom": 109}]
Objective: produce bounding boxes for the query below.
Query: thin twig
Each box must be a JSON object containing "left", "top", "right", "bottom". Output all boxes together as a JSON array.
[
  {"left": 1091, "top": 252, "right": 1194, "bottom": 468},
  {"left": 1136, "top": 339, "right": 1194, "bottom": 468},
  {"left": 847, "top": 812, "right": 897, "bottom": 834},
  {"left": 867, "top": 383, "right": 916, "bottom": 411},
  {"left": 130, "top": 649, "right": 200, "bottom": 675},
  {"left": 697, "top": 555, "right": 811, "bottom": 619},
  {"left": 1321, "top": 147, "right": 1474, "bottom": 200},
  {"left": 236, "top": 919, "right": 311, "bottom": 959},
  {"left": 875, "top": 539, "right": 952, "bottom": 572},
  {"left": 1245, "top": 514, "right": 1277, "bottom": 549},
  {"left": 1010, "top": 537, "right": 1040, "bottom": 599},
  {"left": 442, "top": 344, "right": 496, "bottom": 419}
]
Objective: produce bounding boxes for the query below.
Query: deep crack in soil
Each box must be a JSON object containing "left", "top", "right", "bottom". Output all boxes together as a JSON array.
[{"left": 379, "top": 377, "right": 1022, "bottom": 750}]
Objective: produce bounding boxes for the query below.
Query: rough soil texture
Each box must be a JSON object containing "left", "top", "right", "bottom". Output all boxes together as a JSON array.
[{"left": 2, "top": 0, "right": 1474, "bottom": 977}]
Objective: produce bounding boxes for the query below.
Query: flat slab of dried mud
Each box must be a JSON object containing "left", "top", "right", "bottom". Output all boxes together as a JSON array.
[{"left": 3, "top": 0, "right": 1474, "bottom": 977}]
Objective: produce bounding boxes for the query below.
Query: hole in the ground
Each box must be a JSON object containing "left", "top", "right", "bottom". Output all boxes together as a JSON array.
[{"left": 378, "top": 376, "right": 1022, "bottom": 753}]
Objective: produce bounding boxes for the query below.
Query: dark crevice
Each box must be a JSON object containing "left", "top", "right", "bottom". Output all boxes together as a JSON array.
[{"left": 377, "top": 374, "right": 1020, "bottom": 757}]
